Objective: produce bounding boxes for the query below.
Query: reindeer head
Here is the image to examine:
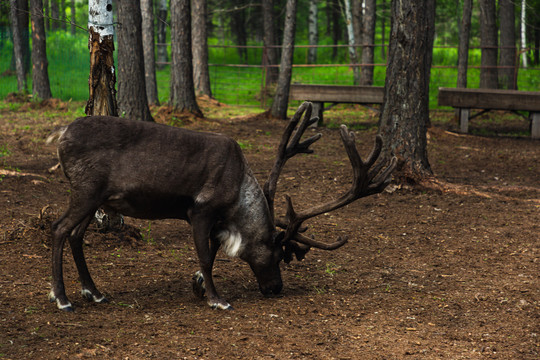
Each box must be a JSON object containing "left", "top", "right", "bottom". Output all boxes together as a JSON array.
[{"left": 263, "top": 102, "right": 397, "bottom": 272}]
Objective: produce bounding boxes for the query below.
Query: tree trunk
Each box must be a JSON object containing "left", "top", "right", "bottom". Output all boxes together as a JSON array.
[
  {"left": 192, "top": 0, "right": 212, "bottom": 98},
  {"left": 378, "top": 0, "right": 434, "bottom": 183},
  {"left": 343, "top": 0, "right": 360, "bottom": 84},
  {"left": 520, "top": 0, "right": 527, "bottom": 68},
  {"left": 86, "top": 0, "right": 118, "bottom": 117},
  {"left": 70, "top": 0, "right": 76, "bottom": 35},
  {"left": 10, "top": 0, "right": 30, "bottom": 74},
  {"left": 270, "top": 0, "right": 297, "bottom": 119},
  {"left": 360, "top": 0, "right": 376, "bottom": 85},
  {"left": 352, "top": 0, "right": 362, "bottom": 60},
  {"left": 156, "top": 0, "right": 169, "bottom": 69},
  {"left": 231, "top": 3, "right": 248, "bottom": 63},
  {"left": 329, "top": 0, "right": 341, "bottom": 60},
  {"left": 117, "top": 0, "right": 154, "bottom": 122},
  {"left": 263, "top": 0, "right": 279, "bottom": 86},
  {"left": 43, "top": 0, "right": 49, "bottom": 31},
  {"left": 50, "top": 0, "right": 59, "bottom": 30},
  {"left": 30, "top": 0, "right": 52, "bottom": 100},
  {"left": 457, "top": 0, "right": 472, "bottom": 88},
  {"left": 499, "top": 0, "right": 516, "bottom": 90},
  {"left": 60, "top": 0, "right": 66, "bottom": 30},
  {"left": 307, "top": 0, "right": 319, "bottom": 64},
  {"left": 479, "top": 0, "right": 498, "bottom": 89},
  {"left": 170, "top": 0, "right": 202, "bottom": 116},
  {"left": 10, "top": 0, "right": 27, "bottom": 93},
  {"left": 141, "top": 0, "right": 160, "bottom": 105}
]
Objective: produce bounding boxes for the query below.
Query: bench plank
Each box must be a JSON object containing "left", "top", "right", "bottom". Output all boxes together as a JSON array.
[
  {"left": 438, "top": 87, "right": 540, "bottom": 112},
  {"left": 290, "top": 84, "right": 384, "bottom": 104},
  {"left": 438, "top": 87, "right": 540, "bottom": 139}
]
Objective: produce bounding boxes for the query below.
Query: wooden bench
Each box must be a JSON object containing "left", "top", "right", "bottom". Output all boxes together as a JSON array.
[
  {"left": 289, "top": 84, "right": 384, "bottom": 123},
  {"left": 438, "top": 87, "right": 540, "bottom": 139}
]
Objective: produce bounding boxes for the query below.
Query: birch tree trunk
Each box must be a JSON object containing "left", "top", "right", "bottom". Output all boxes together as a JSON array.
[
  {"left": 30, "top": 0, "right": 52, "bottom": 100},
  {"left": 457, "top": 0, "right": 472, "bottom": 88},
  {"left": 85, "top": 0, "right": 118, "bottom": 116},
  {"left": 378, "top": 0, "right": 434, "bottom": 183},
  {"left": 307, "top": 0, "right": 318, "bottom": 64},
  {"left": 141, "top": 0, "right": 160, "bottom": 105},
  {"left": 192, "top": 0, "right": 212, "bottom": 97},
  {"left": 157, "top": 0, "right": 169, "bottom": 69},
  {"left": 343, "top": 0, "right": 360, "bottom": 84},
  {"left": 10, "top": 0, "right": 27, "bottom": 93},
  {"left": 352, "top": 0, "right": 362, "bottom": 60},
  {"left": 499, "top": 0, "right": 516, "bottom": 89},
  {"left": 270, "top": 0, "right": 297, "bottom": 119},
  {"left": 360, "top": 0, "right": 376, "bottom": 85},
  {"left": 170, "top": 0, "right": 202, "bottom": 116},
  {"left": 521, "top": 0, "right": 527, "bottom": 68}
]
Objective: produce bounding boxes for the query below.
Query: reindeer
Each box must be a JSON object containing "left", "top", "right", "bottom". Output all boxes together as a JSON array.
[{"left": 47, "top": 102, "right": 396, "bottom": 311}]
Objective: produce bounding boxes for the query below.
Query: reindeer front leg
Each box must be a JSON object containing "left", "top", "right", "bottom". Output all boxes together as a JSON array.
[{"left": 190, "top": 214, "right": 232, "bottom": 310}]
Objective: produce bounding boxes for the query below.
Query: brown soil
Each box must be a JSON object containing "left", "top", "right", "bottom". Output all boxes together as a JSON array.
[{"left": 0, "top": 102, "right": 538, "bottom": 359}]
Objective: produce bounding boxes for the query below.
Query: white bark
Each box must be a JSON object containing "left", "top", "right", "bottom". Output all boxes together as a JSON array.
[
  {"left": 521, "top": 0, "right": 528, "bottom": 68},
  {"left": 88, "top": 0, "right": 114, "bottom": 38},
  {"left": 308, "top": 0, "right": 318, "bottom": 64},
  {"left": 342, "top": 0, "right": 360, "bottom": 84}
]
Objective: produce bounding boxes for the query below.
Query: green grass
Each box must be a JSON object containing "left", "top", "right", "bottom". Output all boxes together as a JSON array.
[{"left": 1, "top": 30, "right": 539, "bottom": 110}]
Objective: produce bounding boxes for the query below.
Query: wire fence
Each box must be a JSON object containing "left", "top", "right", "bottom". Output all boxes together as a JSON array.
[{"left": 0, "top": 28, "right": 539, "bottom": 110}]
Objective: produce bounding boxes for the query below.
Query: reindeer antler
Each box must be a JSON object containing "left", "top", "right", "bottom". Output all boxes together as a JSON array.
[
  {"left": 263, "top": 102, "right": 322, "bottom": 223},
  {"left": 264, "top": 102, "right": 397, "bottom": 262}
]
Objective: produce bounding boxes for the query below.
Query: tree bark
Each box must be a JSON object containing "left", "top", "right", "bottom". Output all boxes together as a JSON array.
[
  {"left": 343, "top": 0, "right": 360, "bottom": 84},
  {"left": 141, "top": 0, "right": 160, "bottom": 105},
  {"left": 270, "top": 0, "right": 297, "bottom": 119},
  {"left": 378, "top": 0, "right": 434, "bottom": 183},
  {"left": 328, "top": 0, "right": 341, "bottom": 60},
  {"left": 360, "top": 0, "right": 376, "bottom": 86},
  {"left": 170, "top": 0, "right": 202, "bottom": 116},
  {"left": 352, "top": 0, "right": 362, "bottom": 60},
  {"left": 30, "top": 0, "right": 52, "bottom": 100},
  {"left": 156, "top": 0, "right": 169, "bottom": 69},
  {"left": 457, "top": 0, "right": 472, "bottom": 88},
  {"left": 10, "top": 0, "right": 30, "bottom": 74},
  {"left": 10, "top": 0, "right": 27, "bottom": 93},
  {"left": 479, "top": 0, "right": 498, "bottom": 89},
  {"left": 192, "top": 0, "right": 212, "bottom": 97},
  {"left": 499, "top": 0, "right": 516, "bottom": 90},
  {"left": 86, "top": 0, "right": 117, "bottom": 117},
  {"left": 50, "top": 0, "right": 59, "bottom": 30},
  {"left": 70, "top": 0, "right": 76, "bottom": 35},
  {"left": 520, "top": 0, "right": 527, "bottom": 68},
  {"left": 263, "top": 0, "right": 279, "bottom": 86},
  {"left": 307, "top": 0, "right": 319, "bottom": 64},
  {"left": 231, "top": 2, "right": 248, "bottom": 63},
  {"left": 117, "top": 0, "right": 154, "bottom": 122}
]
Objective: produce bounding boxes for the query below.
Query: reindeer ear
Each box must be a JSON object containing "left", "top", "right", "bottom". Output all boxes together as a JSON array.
[{"left": 273, "top": 231, "right": 285, "bottom": 245}]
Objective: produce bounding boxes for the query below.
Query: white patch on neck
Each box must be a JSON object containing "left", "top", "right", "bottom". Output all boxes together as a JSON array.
[{"left": 218, "top": 229, "right": 244, "bottom": 257}]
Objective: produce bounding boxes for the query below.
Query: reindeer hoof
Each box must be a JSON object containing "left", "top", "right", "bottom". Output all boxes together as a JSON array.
[
  {"left": 209, "top": 301, "right": 234, "bottom": 311},
  {"left": 192, "top": 271, "right": 206, "bottom": 299},
  {"left": 81, "top": 289, "right": 108, "bottom": 304},
  {"left": 49, "top": 290, "right": 74, "bottom": 311}
]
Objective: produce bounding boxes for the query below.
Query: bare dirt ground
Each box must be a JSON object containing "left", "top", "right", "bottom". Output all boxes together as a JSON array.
[{"left": 0, "top": 100, "right": 538, "bottom": 359}]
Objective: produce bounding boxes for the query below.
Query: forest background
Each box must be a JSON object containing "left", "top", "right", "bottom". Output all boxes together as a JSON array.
[{"left": 0, "top": 0, "right": 539, "bottom": 110}]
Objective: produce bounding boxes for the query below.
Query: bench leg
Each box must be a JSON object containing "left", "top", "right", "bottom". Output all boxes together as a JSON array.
[
  {"left": 311, "top": 102, "right": 324, "bottom": 126},
  {"left": 459, "top": 108, "right": 470, "bottom": 133},
  {"left": 531, "top": 112, "right": 540, "bottom": 139}
]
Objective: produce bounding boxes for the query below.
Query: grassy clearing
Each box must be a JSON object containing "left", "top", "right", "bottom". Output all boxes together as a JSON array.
[{"left": 1, "top": 32, "right": 539, "bottom": 110}]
